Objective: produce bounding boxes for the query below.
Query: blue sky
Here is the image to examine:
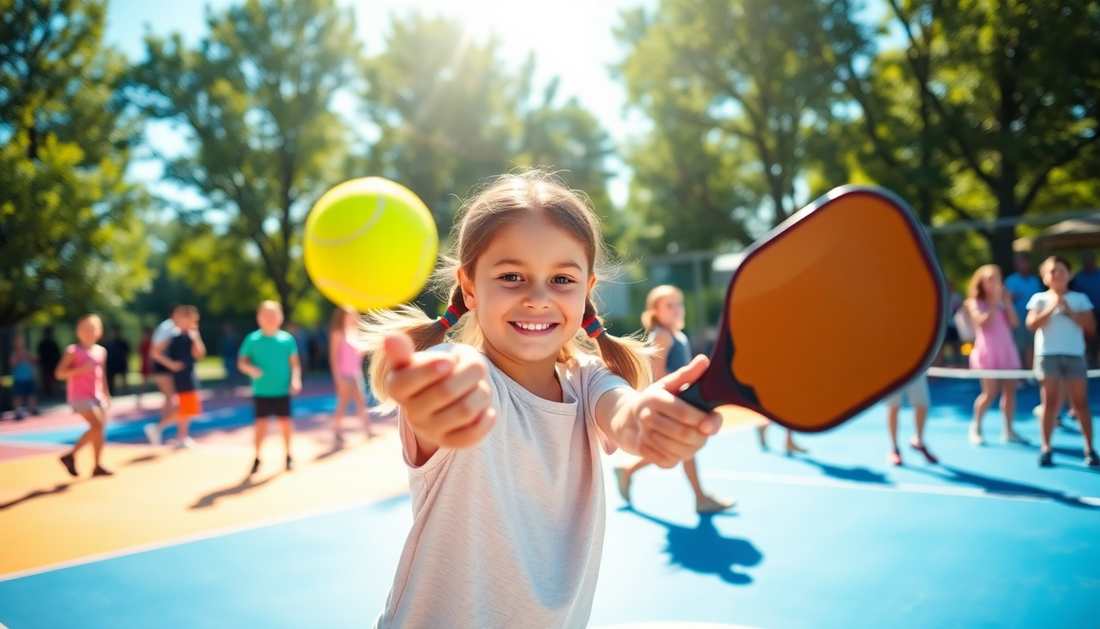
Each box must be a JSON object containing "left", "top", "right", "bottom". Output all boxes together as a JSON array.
[{"left": 105, "top": 0, "right": 655, "bottom": 210}]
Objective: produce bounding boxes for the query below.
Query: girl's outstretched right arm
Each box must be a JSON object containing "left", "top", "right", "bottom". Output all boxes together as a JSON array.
[{"left": 380, "top": 334, "right": 496, "bottom": 466}]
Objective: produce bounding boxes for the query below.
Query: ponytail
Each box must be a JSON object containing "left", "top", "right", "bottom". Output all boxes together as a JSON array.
[{"left": 359, "top": 284, "right": 471, "bottom": 405}]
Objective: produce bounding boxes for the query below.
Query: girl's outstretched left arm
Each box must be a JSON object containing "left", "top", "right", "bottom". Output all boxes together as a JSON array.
[{"left": 595, "top": 356, "right": 722, "bottom": 466}]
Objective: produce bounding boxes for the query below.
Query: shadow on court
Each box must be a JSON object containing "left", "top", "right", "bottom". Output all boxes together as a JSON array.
[
  {"left": 793, "top": 456, "right": 892, "bottom": 484},
  {"left": 190, "top": 474, "right": 278, "bottom": 510},
  {"left": 0, "top": 483, "right": 73, "bottom": 511},
  {"left": 908, "top": 465, "right": 1099, "bottom": 509},
  {"left": 624, "top": 507, "right": 762, "bottom": 584}
]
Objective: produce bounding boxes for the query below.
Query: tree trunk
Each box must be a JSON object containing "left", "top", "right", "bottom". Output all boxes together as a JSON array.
[{"left": 990, "top": 171, "right": 1021, "bottom": 276}]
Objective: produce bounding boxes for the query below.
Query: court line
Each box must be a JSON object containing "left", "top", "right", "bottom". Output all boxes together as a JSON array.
[
  {"left": 702, "top": 470, "right": 1100, "bottom": 505},
  {"left": 0, "top": 492, "right": 407, "bottom": 583},
  {"left": 928, "top": 366, "right": 1100, "bottom": 379}
]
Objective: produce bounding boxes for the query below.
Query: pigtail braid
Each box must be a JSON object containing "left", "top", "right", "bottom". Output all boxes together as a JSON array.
[
  {"left": 359, "top": 283, "right": 472, "bottom": 406},
  {"left": 584, "top": 298, "right": 653, "bottom": 390}
]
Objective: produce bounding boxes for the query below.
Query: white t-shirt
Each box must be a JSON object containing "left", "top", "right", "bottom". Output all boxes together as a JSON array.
[
  {"left": 1026, "top": 291, "right": 1095, "bottom": 357},
  {"left": 374, "top": 348, "right": 631, "bottom": 629},
  {"left": 151, "top": 318, "right": 179, "bottom": 346}
]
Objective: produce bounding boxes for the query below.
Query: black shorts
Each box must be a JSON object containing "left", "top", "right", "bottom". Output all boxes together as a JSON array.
[{"left": 253, "top": 395, "right": 291, "bottom": 419}]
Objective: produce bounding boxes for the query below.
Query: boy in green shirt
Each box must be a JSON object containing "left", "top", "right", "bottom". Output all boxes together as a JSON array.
[{"left": 238, "top": 301, "right": 302, "bottom": 474}]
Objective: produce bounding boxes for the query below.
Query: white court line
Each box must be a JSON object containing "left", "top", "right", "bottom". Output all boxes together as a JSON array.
[
  {"left": 0, "top": 493, "right": 401, "bottom": 583},
  {"left": 927, "top": 366, "right": 1100, "bottom": 379},
  {"left": 702, "top": 470, "right": 1099, "bottom": 505}
]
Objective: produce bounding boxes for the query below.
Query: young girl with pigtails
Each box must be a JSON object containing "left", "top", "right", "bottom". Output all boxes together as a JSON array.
[{"left": 359, "top": 172, "right": 723, "bottom": 629}]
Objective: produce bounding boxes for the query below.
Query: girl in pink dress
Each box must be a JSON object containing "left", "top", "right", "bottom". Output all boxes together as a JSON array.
[
  {"left": 55, "top": 314, "right": 113, "bottom": 477},
  {"left": 964, "top": 265, "right": 1026, "bottom": 445},
  {"left": 329, "top": 305, "right": 374, "bottom": 444}
]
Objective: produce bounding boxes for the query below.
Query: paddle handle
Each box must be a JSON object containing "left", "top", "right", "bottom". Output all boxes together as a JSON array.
[{"left": 677, "top": 381, "right": 721, "bottom": 412}]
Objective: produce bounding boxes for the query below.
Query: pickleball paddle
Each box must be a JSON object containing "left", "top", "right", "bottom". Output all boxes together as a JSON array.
[{"left": 678, "top": 185, "right": 945, "bottom": 432}]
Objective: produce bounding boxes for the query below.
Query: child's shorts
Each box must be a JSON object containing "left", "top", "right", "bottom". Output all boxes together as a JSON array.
[
  {"left": 884, "top": 375, "right": 930, "bottom": 409},
  {"left": 71, "top": 399, "right": 103, "bottom": 413},
  {"left": 1035, "top": 355, "right": 1087, "bottom": 381},
  {"left": 177, "top": 391, "right": 202, "bottom": 418},
  {"left": 253, "top": 395, "right": 291, "bottom": 419},
  {"left": 12, "top": 379, "right": 36, "bottom": 396}
]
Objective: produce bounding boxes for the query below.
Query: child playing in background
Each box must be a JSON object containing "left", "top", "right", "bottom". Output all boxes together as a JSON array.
[
  {"left": 329, "top": 305, "right": 373, "bottom": 444},
  {"left": 9, "top": 336, "right": 38, "bottom": 420},
  {"left": 756, "top": 418, "right": 807, "bottom": 455},
  {"left": 360, "top": 172, "right": 721, "bottom": 628},
  {"left": 55, "top": 314, "right": 112, "bottom": 477},
  {"left": 238, "top": 301, "right": 301, "bottom": 474},
  {"left": 1027, "top": 256, "right": 1097, "bottom": 467},
  {"left": 884, "top": 373, "right": 937, "bottom": 465},
  {"left": 965, "top": 264, "right": 1026, "bottom": 445},
  {"left": 613, "top": 285, "right": 733, "bottom": 513},
  {"left": 137, "top": 326, "right": 152, "bottom": 405},
  {"left": 144, "top": 306, "right": 206, "bottom": 448}
]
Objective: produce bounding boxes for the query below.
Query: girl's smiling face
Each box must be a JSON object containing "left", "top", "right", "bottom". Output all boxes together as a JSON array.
[{"left": 461, "top": 213, "right": 594, "bottom": 367}]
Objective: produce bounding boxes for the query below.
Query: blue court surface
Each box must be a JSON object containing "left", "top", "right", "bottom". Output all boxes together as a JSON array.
[{"left": 1, "top": 378, "right": 1098, "bottom": 629}]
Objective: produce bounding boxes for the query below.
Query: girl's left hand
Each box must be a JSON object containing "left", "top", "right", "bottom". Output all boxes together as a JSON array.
[{"left": 628, "top": 356, "right": 722, "bottom": 468}]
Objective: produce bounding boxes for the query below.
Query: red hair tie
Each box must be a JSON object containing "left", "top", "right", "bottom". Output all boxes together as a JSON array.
[
  {"left": 582, "top": 316, "right": 604, "bottom": 339},
  {"left": 438, "top": 305, "right": 461, "bottom": 329}
]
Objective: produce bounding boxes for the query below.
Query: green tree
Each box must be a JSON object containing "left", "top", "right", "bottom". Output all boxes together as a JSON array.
[
  {"left": 129, "top": 0, "right": 360, "bottom": 316},
  {"left": 614, "top": 0, "right": 852, "bottom": 253},
  {"left": 362, "top": 13, "right": 619, "bottom": 306},
  {"left": 831, "top": 0, "right": 1100, "bottom": 272},
  {"left": 0, "top": 0, "right": 150, "bottom": 326},
  {"left": 362, "top": 13, "right": 514, "bottom": 237},
  {"left": 364, "top": 15, "right": 617, "bottom": 226}
]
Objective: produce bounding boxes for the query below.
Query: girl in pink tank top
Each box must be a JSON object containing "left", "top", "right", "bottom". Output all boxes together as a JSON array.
[
  {"left": 964, "top": 265, "right": 1026, "bottom": 446},
  {"left": 328, "top": 305, "right": 373, "bottom": 444},
  {"left": 54, "top": 314, "right": 113, "bottom": 477}
]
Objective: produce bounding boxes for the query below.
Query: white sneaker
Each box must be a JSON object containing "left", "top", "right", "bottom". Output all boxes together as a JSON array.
[
  {"left": 144, "top": 423, "right": 162, "bottom": 446},
  {"left": 968, "top": 426, "right": 984, "bottom": 446},
  {"left": 177, "top": 436, "right": 197, "bottom": 449},
  {"left": 1001, "top": 431, "right": 1029, "bottom": 445}
]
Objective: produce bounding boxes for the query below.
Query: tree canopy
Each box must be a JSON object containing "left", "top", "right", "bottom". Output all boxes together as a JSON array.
[{"left": 1, "top": 0, "right": 150, "bottom": 326}]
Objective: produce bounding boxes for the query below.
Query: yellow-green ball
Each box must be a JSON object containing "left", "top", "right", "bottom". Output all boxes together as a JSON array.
[{"left": 304, "top": 177, "right": 439, "bottom": 311}]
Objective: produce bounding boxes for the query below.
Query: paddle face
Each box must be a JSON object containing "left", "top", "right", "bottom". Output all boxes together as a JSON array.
[{"left": 678, "top": 186, "right": 945, "bottom": 432}]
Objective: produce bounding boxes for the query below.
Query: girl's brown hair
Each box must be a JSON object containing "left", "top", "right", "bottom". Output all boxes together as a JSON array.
[
  {"left": 967, "top": 264, "right": 1001, "bottom": 302},
  {"left": 358, "top": 171, "right": 652, "bottom": 402},
  {"left": 640, "top": 285, "right": 684, "bottom": 332}
]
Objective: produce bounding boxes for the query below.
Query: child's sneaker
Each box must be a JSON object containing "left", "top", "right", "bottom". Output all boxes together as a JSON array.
[
  {"left": 250, "top": 458, "right": 260, "bottom": 475},
  {"left": 887, "top": 450, "right": 902, "bottom": 466},
  {"left": 696, "top": 494, "right": 735, "bottom": 514},
  {"left": 1038, "top": 449, "right": 1054, "bottom": 467},
  {"left": 92, "top": 465, "right": 114, "bottom": 477},
  {"left": 144, "top": 423, "right": 162, "bottom": 446},
  {"left": 910, "top": 439, "right": 939, "bottom": 464},
  {"left": 968, "top": 425, "right": 984, "bottom": 446},
  {"left": 1001, "top": 431, "right": 1029, "bottom": 445},
  {"left": 177, "top": 436, "right": 197, "bottom": 449},
  {"left": 59, "top": 453, "right": 78, "bottom": 477},
  {"left": 286, "top": 455, "right": 294, "bottom": 471},
  {"left": 1085, "top": 450, "right": 1099, "bottom": 467}
]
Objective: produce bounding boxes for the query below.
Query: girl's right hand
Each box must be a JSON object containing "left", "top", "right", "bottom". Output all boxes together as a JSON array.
[{"left": 382, "top": 333, "right": 496, "bottom": 450}]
